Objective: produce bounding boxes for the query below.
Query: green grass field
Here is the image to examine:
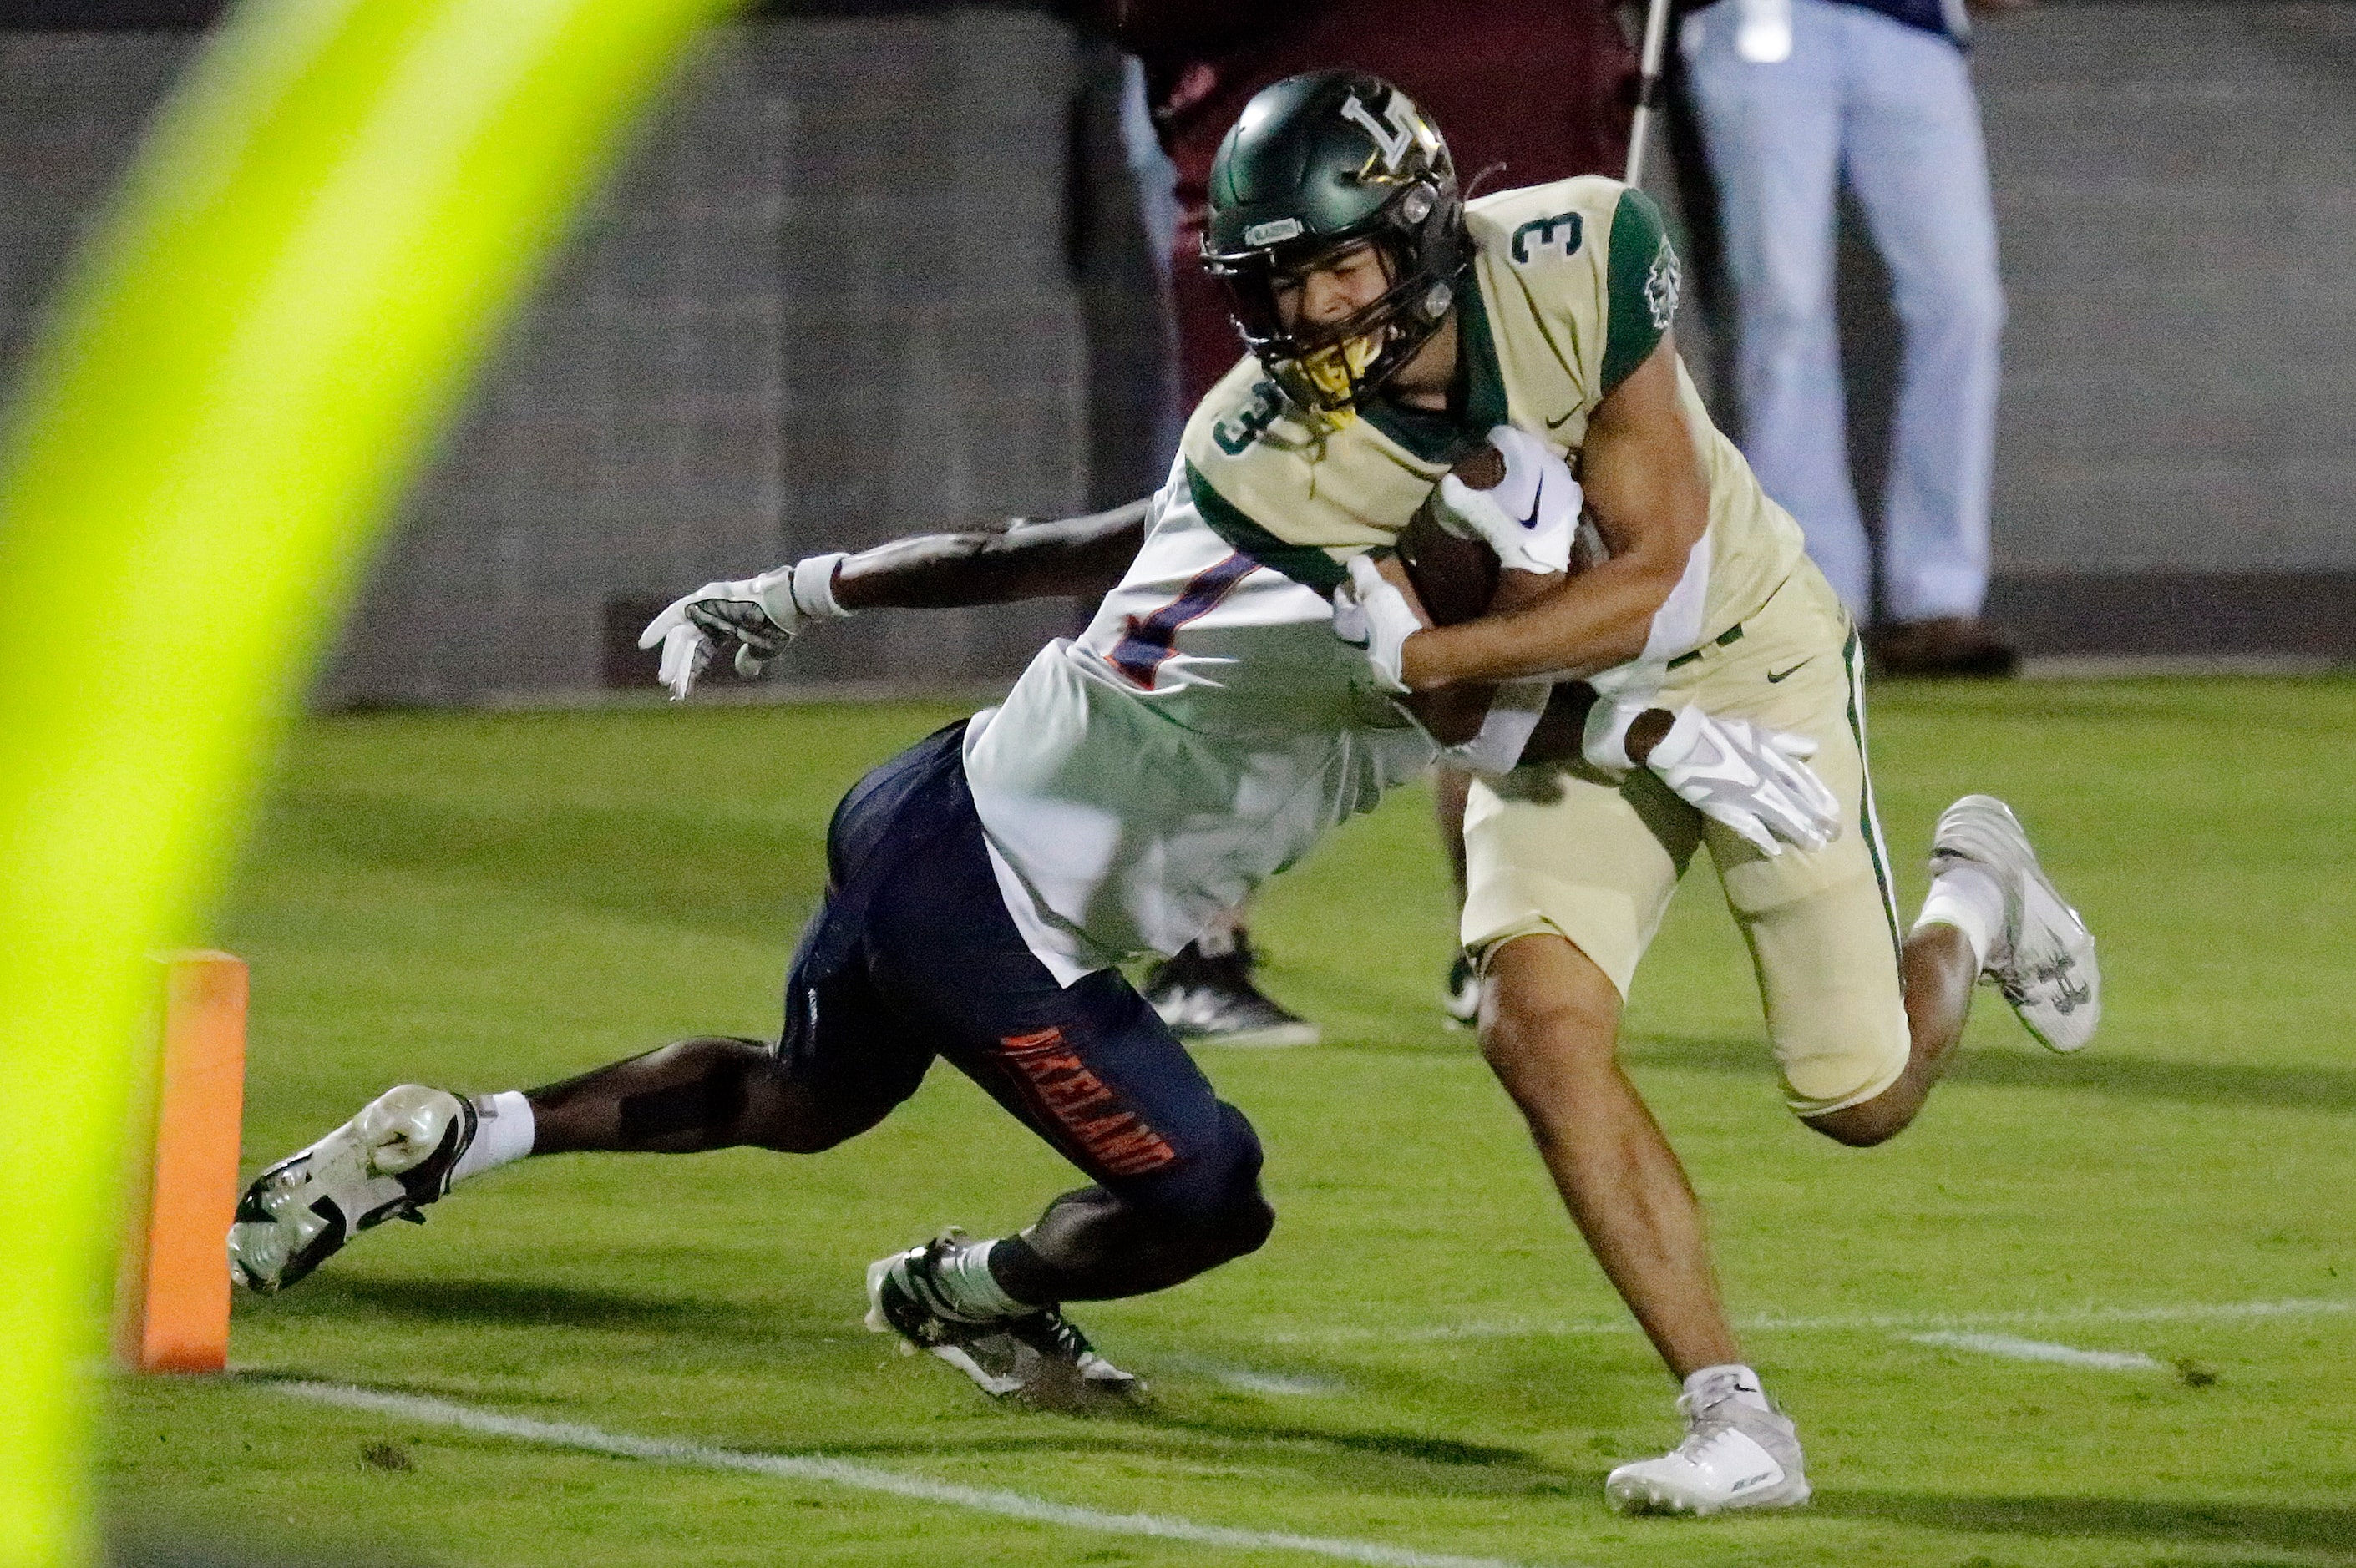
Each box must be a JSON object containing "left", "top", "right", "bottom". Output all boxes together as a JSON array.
[{"left": 103, "top": 678, "right": 2356, "bottom": 1567}]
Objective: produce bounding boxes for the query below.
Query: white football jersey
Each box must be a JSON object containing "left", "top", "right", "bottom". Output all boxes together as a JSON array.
[{"left": 962, "top": 463, "right": 1439, "bottom": 984}]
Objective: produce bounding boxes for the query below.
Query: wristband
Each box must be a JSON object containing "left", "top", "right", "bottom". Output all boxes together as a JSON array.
[
  {"left": 789, "top": 552, "right": 854, "bottom": 620},
  {"left": 1580, "top": 698, "right": 1644, "bottom": 775},
  {"left": 1640, "top": 704, "right": 1708, "bottom": 772}
]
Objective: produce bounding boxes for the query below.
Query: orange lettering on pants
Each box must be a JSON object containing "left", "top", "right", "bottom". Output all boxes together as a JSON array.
[{"left": 999, "top": 1027, "right": 1176, "bottom": 1177}]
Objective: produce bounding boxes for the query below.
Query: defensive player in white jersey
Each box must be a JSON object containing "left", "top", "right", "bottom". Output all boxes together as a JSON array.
[
  {"left": 225, "top": 445, "right": 1832, "bottom": 1409},
  {"left": 1155, "top": 71, "right": 2100, "bottom": 1514}
]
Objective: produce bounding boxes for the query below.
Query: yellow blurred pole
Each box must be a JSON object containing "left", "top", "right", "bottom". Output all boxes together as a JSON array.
[{"left": 0, "top": 0, "right": 734, "bottom": 1562}]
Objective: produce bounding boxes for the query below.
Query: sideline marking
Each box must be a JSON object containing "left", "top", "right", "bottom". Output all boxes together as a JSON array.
[
  {"left": 1265, "top": 1296, "right": 2356, "bottom": 1346},
  {"left": 1907, "top": 1332, "right": 2162, "bottom": 1371},
  {"left": 270, "top": 1380, "right": 1553, "bottom": 1568}
]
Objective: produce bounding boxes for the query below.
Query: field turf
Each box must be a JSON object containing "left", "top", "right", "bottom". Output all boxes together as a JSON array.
[{"left": 104, "top": 678, "right": 2356, "bottom": 1567}]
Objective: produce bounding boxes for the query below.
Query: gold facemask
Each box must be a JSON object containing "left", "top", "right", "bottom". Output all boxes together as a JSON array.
[{"left": 1295, "top": 331, "right": 1384, "bottom": 412}]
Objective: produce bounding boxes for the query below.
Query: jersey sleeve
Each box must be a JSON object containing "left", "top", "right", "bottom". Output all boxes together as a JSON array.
[
  {"left": 1599, "top": 186, "right": 1681, "bottom": 394},
  {"left": 1183, "top": 460, "right": 1350, "bottom": 594}
]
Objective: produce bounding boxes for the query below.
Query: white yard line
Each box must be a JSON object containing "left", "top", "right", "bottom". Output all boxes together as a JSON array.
[
  {"left": 271, "top": 1379, "right": 1553, "bottom": 1568},
  {"left": 1907, "top": 1332, "right": 2163, "bottom": 1371},
  {"left": 1161, "top": 1356, "right": 1347, "bottom": 1396},
  {"left": 1263, "top": 1296, "right": 2356, "bottom": 1347}
]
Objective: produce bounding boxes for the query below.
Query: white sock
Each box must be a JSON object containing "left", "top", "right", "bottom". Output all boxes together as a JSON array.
[
  {"left": 1913, "top": 862, "right": 2004, "bottom": 972},
  {"left": 450, "top": 1090, "right": 534, "bottom": 1184},
  {"left": 932, "top": 1237, "right": 1026, "bottom": 1321},
  {"left": 1685, "top": 1363, "right": 1773, "bottom": 1415}
]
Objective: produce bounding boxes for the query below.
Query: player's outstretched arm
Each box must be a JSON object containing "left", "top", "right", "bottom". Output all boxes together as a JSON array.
[
  {"left": 639, "top": 498, "right": 1149, "bottom": 698},
  {"left": 1391, "top": 335, "right": 1712, "bottom": 690},
  {"left": 833, "top": 498, "right": 1150, "bottom": 610}
]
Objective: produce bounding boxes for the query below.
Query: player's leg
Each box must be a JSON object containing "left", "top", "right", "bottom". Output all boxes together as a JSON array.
[
  {"left": 854, "top": 743, "right": 1273, "bottom": 1400},
  {"left": 1480, "top": 933, "right": 1740, "bottom": 1377},
  {"left": 226, "top": 1029, "right": 904, "bottom": 1296},
  {"left": 1842, "top": 3, "right": 2011, "bottom": 670},
  {"left": 227, "top": 732, "right": 965, "bottom": 1296},
  {"left": 1714, "top": 625, "right": 2100, "bottom": 1146},
  {"left": 524, "top": 1029, "right": 891, "bottom": 1157},
  {"left": 225, "top": 924, "right": 926, "bottom": 1294},
  {"left": 1679, "top": 0, "right": 1868, "bottom": 615},
  {"left": 1797, "top": 920, "right": 1971, "bottom": 1147},
  {"left": 1462, "top": 762, "right": 1810, "bottom": 1515},
  {"left": 1807, "top": 792, "right": 2102, "bottom": 1136},
  {"left": 1695, "top": 584, "right": 1933, "bottom": 1142}
]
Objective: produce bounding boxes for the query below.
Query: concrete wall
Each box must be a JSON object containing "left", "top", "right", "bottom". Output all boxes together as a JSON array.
[
  {"left": 327, "top": 11, "right": 1110, "bottom": 703},
  {"left": 1973, "top": 3, "right": 2356, "bottom": 651},
  {"left": 2, "top": 3, "right": 2352, "bottom": 695}
]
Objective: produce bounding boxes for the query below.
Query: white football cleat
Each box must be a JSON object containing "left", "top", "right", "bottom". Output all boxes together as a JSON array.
[
  {"left": 227, "top": 1085, "right": 474, "bottom": 1292},
  {"left": 1605, "top": 1368, "right": 1811, "bottom": 1516},
  {"left": 1930, "top": 794, "right": 2100, "bottom": 1052}
]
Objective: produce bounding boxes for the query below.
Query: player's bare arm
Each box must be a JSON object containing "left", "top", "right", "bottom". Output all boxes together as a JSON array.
[
  {"left": 1393, "top": 335, "right": 1710, "bottom": 690},
  {"left": 833, "top": 498, "right": 1149, "bottom": 609},
  {"left": 639, "top": 498, "right": 1148, "bottom": 695}
]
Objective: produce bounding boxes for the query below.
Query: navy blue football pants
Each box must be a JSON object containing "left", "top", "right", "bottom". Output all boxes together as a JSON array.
[{"left": 779, "top": 722, "right": 1271, "bottom": 1290}]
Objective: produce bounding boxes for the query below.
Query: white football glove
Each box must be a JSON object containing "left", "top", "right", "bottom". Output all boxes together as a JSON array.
[
  {"left": 1331, "top": 553, "right": 1425, "bottom": 695},
  {"left": 636, "top": 552, "right": 852, "bottom": 700},
  {"left": 1587, "top": 699, "right": 1842, "bottom": 857},
  {"left": 1430, "top": 424, "right": 1582, "bottom": 577}
]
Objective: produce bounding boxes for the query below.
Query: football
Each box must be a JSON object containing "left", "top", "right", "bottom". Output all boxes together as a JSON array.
[
  {"left": 1397, "top": 441, "right": 1543, "bottom": 625},
  {"left": 1396, "top": 499, "right": 1499, "bottom": 626},
  {"left": 1398, "top": 439, "right": 1604, "bottom": 625}
]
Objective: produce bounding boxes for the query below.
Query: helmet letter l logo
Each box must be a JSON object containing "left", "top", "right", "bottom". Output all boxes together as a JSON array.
[{"left": 1340, "top": 92, "right": 1416, "bottom": 173}]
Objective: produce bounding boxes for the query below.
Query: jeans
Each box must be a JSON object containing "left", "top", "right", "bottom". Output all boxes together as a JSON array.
[{"left": 1681, "top": 0, "right": 2004, "bottom": 622}]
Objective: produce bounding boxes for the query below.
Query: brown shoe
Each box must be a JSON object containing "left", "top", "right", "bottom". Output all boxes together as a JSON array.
[{"left": 1867, "top": 615, "right": 2019, "bottom": 679}]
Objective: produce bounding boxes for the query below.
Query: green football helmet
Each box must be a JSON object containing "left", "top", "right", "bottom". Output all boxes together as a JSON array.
[{"left": 1203, "top": 71, "right": 1468, "bottom": 415}]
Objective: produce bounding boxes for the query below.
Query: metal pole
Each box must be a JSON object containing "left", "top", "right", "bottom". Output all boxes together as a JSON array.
[{"left": 1624, "top": 0, "right": 1675, "bottom": 188}]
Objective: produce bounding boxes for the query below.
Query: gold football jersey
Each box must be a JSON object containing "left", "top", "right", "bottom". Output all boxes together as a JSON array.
[{"left": 1178, "top": 176, "right": 1805, "bottom": 644}]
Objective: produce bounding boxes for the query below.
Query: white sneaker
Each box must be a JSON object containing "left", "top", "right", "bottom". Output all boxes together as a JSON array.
[
  {"left": 1930, "top": 794, "right": 2100, "bottom": 1053},
  {"left": 1605, "top": 1368, "right": 1811, "bottom": 1516},
  {"left": 227, "top": 1085, "right": 474, "bottom": 1292}
]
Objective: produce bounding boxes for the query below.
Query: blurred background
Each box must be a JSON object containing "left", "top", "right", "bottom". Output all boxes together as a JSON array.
[{"left": 3, "top": 0, "right": 2350, "bottom": 700}]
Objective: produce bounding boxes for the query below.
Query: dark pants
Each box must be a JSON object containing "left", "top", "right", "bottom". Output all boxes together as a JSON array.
[{"left": 781, "top": 723, "right": 1271, "bottom": 1285}]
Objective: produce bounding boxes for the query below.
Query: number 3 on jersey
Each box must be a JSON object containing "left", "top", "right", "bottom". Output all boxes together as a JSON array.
[{"left": 1107, "top": 554, "right": 1257, "bottom": 690}]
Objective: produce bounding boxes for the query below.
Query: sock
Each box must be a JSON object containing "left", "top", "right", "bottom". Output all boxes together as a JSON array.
[
  {"left": 449, "top": 1090, "right": 534, "bottom": 1185},
  {"left": 1913, "top": 862, "right": 2004, "bottom": 972},
  {"left": 1685, "top": 1363, "right": 1773, "bottom": 1415},
  {"left": 1192, "top": 907, "right": 1247, "bottom": 960},
  {"left": 931, "top": 1237, "right": 1028, "bottom": 1321}
]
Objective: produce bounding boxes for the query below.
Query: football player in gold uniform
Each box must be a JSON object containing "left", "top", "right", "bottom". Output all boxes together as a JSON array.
[{"left": 1184, "top": 71, "right": 2100, "bottom": 1515}]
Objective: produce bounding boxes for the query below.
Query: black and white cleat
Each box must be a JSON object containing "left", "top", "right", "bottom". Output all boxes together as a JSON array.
[
  {"left": 864, "top": 1232, "right": 1143, "bottom": 1410},
  {"left": 226, "top": 1085, "right": 474, "bottom": 1292}
]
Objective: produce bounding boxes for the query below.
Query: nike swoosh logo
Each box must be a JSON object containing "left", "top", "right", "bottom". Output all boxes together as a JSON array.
[
  {"left": 1518, "top": 475, "right": 1543, "bottom": 531},
  {"left": 1766, "top": 660, "right": 1811, "bottom": 683},
  {"left": 1544, "top": 409, "right": 1578, "bottom": 429}
]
